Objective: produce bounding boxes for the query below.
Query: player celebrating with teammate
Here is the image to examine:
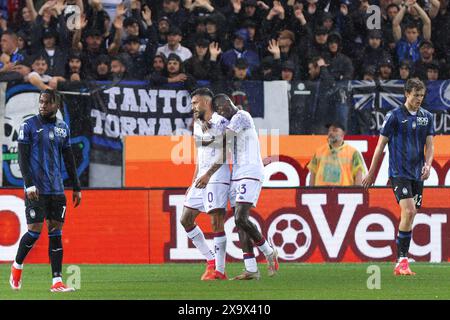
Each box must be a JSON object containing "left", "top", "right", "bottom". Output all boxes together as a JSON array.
[
  {"left": 362, "top": 79, "right": 434, "bottom": 276},
  {"left": 10, "top": 89, "right": 81, "bottom": 292},
  {"left": 212, "top": 93, "right": 279, "bottom": 280},
  {"left": 181, "top": 88, "right": 230, "bottom": 280}
]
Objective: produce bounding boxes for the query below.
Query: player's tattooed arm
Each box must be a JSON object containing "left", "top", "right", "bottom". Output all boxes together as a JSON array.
[{"left": 195, "top": 136, "right": 227, "bottom": 189}]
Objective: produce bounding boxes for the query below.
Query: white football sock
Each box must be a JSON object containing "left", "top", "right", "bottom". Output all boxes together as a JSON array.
[
  {"left": 13, "top": 261, "right": 23, "bottom": 270},
  {"left": 214, "top": 234, "right": 227, "bottom": 273},
  {"left": 244, "top": 254, "right": 258, "bottom": 273},
  {"left": 52, "top": 277, "right": 62, "bottom": 285},
  {"left": 257, "top": 239, "right": 274, "bottom": 257},
  {"left": 187, "top": 226, "right": 215, "bottom": 261}
]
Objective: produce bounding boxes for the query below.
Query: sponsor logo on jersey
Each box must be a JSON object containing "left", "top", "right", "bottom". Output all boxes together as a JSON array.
[
  {"left": 417, "top": 117, "right": 428, "bottom": 126},
  {"left": 54, "top": 127, "right": 67, "bottom": 138}
]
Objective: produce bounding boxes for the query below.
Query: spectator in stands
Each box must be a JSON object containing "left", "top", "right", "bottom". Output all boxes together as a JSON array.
[
  {"left": 159, "top": 0, "right": 189, "bottom": 32},
  {"left": 348, "top": 0, "right": 371, "bottom": 55},
  {"left": 110, "top": 54, "right": 130, "bottom": 81},
  {"left": 157, "top": 16, "right": 171, "bottom": 46},
  {"left": 357, "top": 29, "right": 393, "bottom": 78},
  {"left": 431, "top": 0, "right": 450, "bottom": 65},
  {"left": 426, "top": 61, "right": 440, "bottom": 80},
  {"left": 152, "top": 53, "right": 167, "bottom": 74},
  {"left": 325, "top": 33, "right": 354, "bottom": 80},
  {"left": 16, "top": 31, "right": 30, "bottom": 55},
  {"left": 156, "top": 26, "right": 192, "bottom": 61},
  {"left": 122, "top": 4, "right": 157, "bottom": 55},
  {"left": 304, "top": 0, "right": 321, "bottom": 28},
  {"left": 65, "top": 51, "right": 84, "bottom": 82},
  {"left": 287, "top": 1, "right": 310, "bottom": 51},
  {"left": 28, "top": 0, "right": 69, "bottom": 51},
  {"left": 228, "top": 0, "right": 266, "bottom": 31},
  {"left": 25, "top": 55, "right": 65, "bottom": 90},
  {"left": 184, "top": 39, "right": 223, "bottom": 81},
  {"left": 123, "top": 35, "right": 148, "bottom": 79},
  {"left": 38, "top": 29, "right": 67, "bottom": 77},
  {"left": 75, "top": 5, "right": 125, "bottom": 75},
  {"left": 306, "top": 57, "right": 336, "bottom": 134},
  {"left": 257, "top": 55, "right": 281, "bottom": 81},
  {"left": 413, "top": 40, "right": 444, "bottom": 80},
  {"left": 377, "top": 58, "right": 394, "bottom": 80},
  {"left": 243, "top": 19, "right": 264, "bottom": 58},
  {"left": 149, "top": 53, "right": 192, "bottom": 87},
  {"left": 362, "top": 65, "right": 377, "bottom": 81},
  {"left": 281, "top": 60, "right": 296, "bottom": 81},
  {"left": 260, "top": 0, "right": 286, "bottom": 40},
  {"left": 90, "top": 54, "right": 111, "bottom": 81},
  {"left": 393, "top": 0, "right": 431, "bottom": 63},
  {"left": 148, "top": 52, "right": 183, "bottom": 86},
  {"left": 166, "top": 53, "right": 196, "bottom": 90},
  {"left": 84, "top": 0, "right": 110, "bottom": 36},
  {"left": 382, "top": 3, "right": 400, "bottom": 54},
  {"left": 276, "top": 29, "right": 302, "bottom": 78},
  {"left": 123, "top": 17, "right": 143, "bottom": 42},
  {"left": 231, "top": 57, "right": 253, "bottom": 80},
  {"left": 204, "top": 14, "right": 228, "bottom": 51},
  {"left": 221, "top": 28, "right": 260, "bottom": 78},
  {"left": 307, "top": 26, "right": 329, "bottom": 63},
  {"left": 16, "top": 5, "right": 35, "bottom": 36},
  {"left": 398, "top": 59, "right": 413, "bottom": 80},
  {"left": 0, "top": 31, "right": 26, "bottom": 73},
  {"left": 307, "top": 122, "right": 366, "bottom": 186}
]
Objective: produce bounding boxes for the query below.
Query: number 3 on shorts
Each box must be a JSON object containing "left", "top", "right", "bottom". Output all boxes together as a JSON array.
[
  {"left": 239, "top": 184, "right": 247, "bottom": 194},
  {"left": 61, "top": 206, "right": 67, "bottom": 218}
]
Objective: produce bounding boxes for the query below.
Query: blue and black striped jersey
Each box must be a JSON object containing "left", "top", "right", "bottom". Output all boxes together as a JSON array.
[
  {"left": 380, "top": 105, "right": 435, "bottom": 181},
  {"left": 18, "top": 115, "right": 71, "bottom": 195}
]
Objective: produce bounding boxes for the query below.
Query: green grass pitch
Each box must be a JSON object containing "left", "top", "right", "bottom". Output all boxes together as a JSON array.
[{"left": 1, "top": 263, "right": 450, "bottom": 300}]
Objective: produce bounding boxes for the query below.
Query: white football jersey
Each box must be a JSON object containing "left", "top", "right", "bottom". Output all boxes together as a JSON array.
[
  {"left": 193, "top": 112, "right": 230, "bottom": 184},
  {"left": 227, "top": 110, "right": 264, "bottom": 181}
]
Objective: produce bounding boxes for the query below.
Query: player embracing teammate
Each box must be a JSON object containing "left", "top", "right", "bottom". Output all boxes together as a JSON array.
[{"left": 182, "top": 88, "right": 279, "bottom": 280}]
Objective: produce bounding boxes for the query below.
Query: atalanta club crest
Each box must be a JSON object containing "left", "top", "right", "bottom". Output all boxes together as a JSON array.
[{"left": 439, "top": 80, "right": 450, "bottom": 107}]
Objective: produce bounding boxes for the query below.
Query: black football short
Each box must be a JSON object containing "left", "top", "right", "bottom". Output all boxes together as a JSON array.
[
  {"left": 25, "top": 194, "right": 67, "bottom": 224},
  {"left": 390, "top": 177, "right": 424, "bottom": 209}
]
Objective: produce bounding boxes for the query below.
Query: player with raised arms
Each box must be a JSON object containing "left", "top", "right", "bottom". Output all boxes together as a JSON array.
[
  {"left": 211, "top": 93, "right": 279, "bottom": 280},
  {"left": 362, "top": 79, "right": 434, "bottom": 275},
  {"left": 10, "top": 89, "right": 81, "bottom": 292},
  {"left": 180, "top": 88, "right": 230, "bottom": 280}
]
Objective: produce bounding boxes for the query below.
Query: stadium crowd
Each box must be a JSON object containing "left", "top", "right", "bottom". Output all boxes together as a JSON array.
[{"left": 0, "top": 0, "right": 448, "bottom": 89}]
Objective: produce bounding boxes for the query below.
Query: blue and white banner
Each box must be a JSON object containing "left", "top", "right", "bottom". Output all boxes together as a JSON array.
[{"left": 351, "top": 80, "right": 450, "bottom": 134}]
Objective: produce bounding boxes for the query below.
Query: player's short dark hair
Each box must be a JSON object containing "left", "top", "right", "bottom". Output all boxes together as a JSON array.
[
  {"left": 211, "top": 93, "right": 232, "bottom": 111},
  {"left": 404, "top": 78, "right": 426, "bottom": 93},
  {"left": 40, "top": 89, "right": 62, "bottom": 108},
  {"left": 190, "top": 87, "right": 214, "bottom": 99}
]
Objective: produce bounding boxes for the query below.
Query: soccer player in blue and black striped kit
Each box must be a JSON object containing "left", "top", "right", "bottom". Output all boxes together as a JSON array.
[
  {"left": 363, "top": 79, "right": 434, "bottom": 275},
  {"left": 9, "top": 89, "right": 82, "bottom": 292}
]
